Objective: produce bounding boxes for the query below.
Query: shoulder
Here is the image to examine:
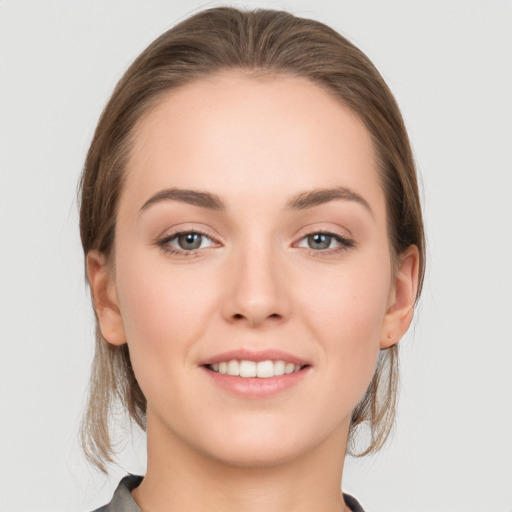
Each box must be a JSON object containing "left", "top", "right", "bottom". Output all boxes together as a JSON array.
[
  {"left": 90, "top": 475, "right": 143, "bottom": 512},
  {"left": 344, "top": 492, "right": 366, "bottom": 512}
]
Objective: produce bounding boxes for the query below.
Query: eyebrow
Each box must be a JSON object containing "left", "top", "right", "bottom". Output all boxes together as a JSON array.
[
  {"left": 285, "top": 186, "right": 373, "bottom": 216},
  {"left": 140, "top": 188, "right": 225, "bottom": 211},
  {"left": 139, "top": 186, "right": 372, "bottom": 216}
]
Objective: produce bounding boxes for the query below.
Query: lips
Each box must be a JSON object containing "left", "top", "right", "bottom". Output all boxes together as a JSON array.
[{"left": 200, "top": 349, "right": 311, "bottom": 397}]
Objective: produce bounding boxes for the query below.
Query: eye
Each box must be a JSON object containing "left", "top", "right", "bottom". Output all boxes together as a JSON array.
[
  {"left": 306, "top": 233, "right": 334, "bottom": 250},
  {"left": 296, "top": 232, "right": 353, "bottom": 252},
  {"left": 175, "top": 232, "right": 209, "bottom": 250},
  {"left": 159, "top": 231, "right": 216, "bottom": 254}
]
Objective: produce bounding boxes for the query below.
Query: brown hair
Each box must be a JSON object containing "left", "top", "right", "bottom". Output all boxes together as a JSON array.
[{"left": 79, "top": 6, "right": 425, "bottom": 472}]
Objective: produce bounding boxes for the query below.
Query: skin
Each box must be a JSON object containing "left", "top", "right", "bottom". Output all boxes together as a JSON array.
[{"left": 87, "top": 71, "right": 419, "bottom": 512}]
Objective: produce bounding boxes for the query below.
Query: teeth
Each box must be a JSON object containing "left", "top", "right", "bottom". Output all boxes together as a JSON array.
[
  {"left": 209, "top": 359, "right": 303, "bottom": 378},
  {"left": 274, "top": 360, "right": 285, "bottom": 376},
  {"left": 239, "top": 360, "right": 257, "bottom": 377},
  {"left": 256, "top": 360, "right": 273, "bottom": 378},
  {"left": 285, "top": 362, "right": 295, "bottom": 374},
  {"left": 227, "top": 360, "right": 239, "bottom": 376}
]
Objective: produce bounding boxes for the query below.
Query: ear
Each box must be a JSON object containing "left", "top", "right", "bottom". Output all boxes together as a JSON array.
[
  {"left": 380, "top": 245, "right": 420, "bottom": 349},
  {"left": 86, "top": 250, "right": 126, "bottom": 346}
]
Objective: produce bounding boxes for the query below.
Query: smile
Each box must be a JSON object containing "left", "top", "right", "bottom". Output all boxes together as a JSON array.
[
  {"left": 208, "top": 360, "right": 303, "bottom": 378},
  {"left": 201, "top": 349, "right": 310, "bottom": 397}
]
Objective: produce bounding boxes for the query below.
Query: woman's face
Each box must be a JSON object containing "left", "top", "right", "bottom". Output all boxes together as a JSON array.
[{"left": 95, "top": 71, "right": 414, "bottom": 466}]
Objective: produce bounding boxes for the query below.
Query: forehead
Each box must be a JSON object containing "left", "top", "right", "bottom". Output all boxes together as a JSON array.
[{"left": 122, "top": 70, "right": 385, "bottom": 219}]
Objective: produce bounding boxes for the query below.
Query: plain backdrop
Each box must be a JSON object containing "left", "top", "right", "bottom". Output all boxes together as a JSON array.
[{"left": 1, "top": 1, "right": 511, "bottom": 511}]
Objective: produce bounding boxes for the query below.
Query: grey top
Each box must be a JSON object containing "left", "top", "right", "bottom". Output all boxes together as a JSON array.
[{"left": 92, "top": 474, "right": 366, "bottom": 512}]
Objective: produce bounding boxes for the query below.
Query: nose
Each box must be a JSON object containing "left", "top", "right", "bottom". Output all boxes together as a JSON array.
[{"left": 221, "top": 243, "right": 290, "bottom": 328}]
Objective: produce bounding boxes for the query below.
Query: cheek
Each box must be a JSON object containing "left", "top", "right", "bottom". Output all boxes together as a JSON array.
[
  {"left": 298, "top": 257, "right": 391, "bottom": 401},
  {"left": 301, "top": 255, "right": 391, "bottom": 340},
  {"left": 114, "top": 249, "right": 220, "bottom": 388}
]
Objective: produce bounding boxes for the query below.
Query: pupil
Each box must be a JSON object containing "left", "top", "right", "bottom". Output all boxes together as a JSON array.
[
  {"left": 179, "top": 233, "right": 202, "bottom": 250},
  {"left": 309, "top": 233, "right": 331, "bottom": 250}
]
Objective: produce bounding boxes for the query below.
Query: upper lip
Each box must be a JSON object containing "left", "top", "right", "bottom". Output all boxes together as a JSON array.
[{"left": 199, "top": 348, "right": 309, "bottom": 367}]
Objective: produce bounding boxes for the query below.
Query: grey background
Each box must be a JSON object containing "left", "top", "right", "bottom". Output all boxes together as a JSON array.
[{"left": 0, "top": 1, "right": 511, "bottom": 511}]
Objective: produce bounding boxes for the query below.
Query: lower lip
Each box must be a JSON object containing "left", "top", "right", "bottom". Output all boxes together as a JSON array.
[{"left": 201, "top": 366, "right": 310, "bottom": 398}]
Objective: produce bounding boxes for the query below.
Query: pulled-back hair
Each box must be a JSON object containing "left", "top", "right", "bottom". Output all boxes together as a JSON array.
[{"left": 79, "top": 6, "right": 425, "bottom": 472}]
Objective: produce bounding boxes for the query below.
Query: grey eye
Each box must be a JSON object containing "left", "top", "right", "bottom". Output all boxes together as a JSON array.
[
  {"left": 307, "top": 233, "right": 333, "bottom": 250},
  {"left": 159, "top": 230, "right": 217, "bottom": 255},
  {"left": 177, "top": 232, "right": 204, "bottom": 250}
]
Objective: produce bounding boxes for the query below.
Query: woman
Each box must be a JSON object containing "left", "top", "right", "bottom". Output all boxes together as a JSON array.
[{"left": 80, "top": 7, "right": 424, "bottom": 511}]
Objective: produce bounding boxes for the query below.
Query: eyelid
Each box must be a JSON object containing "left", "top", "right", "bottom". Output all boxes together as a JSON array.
[
  {"left": 167, "top": 232, "right": 216, "bottom": 249},
  {"left": 154, "top": 223, "right": 355, "bottom": 257},
  {"left": 155, "top": 223, "right": 223, "bottom": 243},
  {"left": 291, "top": 225, "right": 356, "bottom": 255},
  {"left": 294, "top": 219, "right": 353, "bottom": 234},
  {"left": 295, "top": 232, "right": 347, "bottom": 246},
  {"left": 296, "top": 232, "right": 353, "bottom": 248},
  {"left": 292, "top": 223, "right": 353, "bottom": 243},
  {"left": 155, "top": 224, "right": 223, "bottom": 256}
]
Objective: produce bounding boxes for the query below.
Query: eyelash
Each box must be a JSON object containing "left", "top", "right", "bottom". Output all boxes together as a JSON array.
[
  {"left": 295, "top": 232, "right": 355, "bottom": 256},
  {"left": 157, "top": 230, "right": 218, "bottom": 257},
  {"left": 157, "top": 230, "right": 355, "bottom": 257}
]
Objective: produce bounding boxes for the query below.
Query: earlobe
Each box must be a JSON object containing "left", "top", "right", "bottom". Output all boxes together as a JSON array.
[
  {"left": 380, "top": 245, "right": 420, "bottom": 349},
  {"left": 86, "top": 250, "right": 127, "bottom": 346}
]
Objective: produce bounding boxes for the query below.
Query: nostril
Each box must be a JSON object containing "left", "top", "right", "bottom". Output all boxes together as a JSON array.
[{"left": 230, "top": 311, "right": 283, "bottom": 324}]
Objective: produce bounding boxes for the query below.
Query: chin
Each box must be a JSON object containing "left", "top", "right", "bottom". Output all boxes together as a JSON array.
[
  {"left": 189, "top": 415, "right": 327, "bottom": 469},
  {"left": 202, "top": 437, "right": 306, "bottom": 469}
]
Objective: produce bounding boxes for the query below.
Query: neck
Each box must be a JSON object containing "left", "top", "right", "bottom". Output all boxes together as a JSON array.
[{"left": 132, "top": 411, "right": 351, "bottom": 512}]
